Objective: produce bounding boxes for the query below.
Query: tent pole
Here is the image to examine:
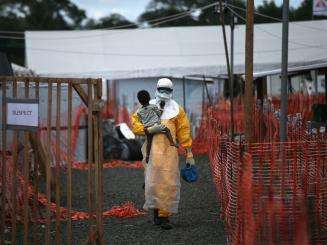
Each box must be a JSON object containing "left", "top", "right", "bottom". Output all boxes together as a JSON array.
[
  {"left": 202, "top": 77, "right": 205, "bottom": 110},
  {"left": 106, "top": 79, "right": 109, "bottom": 102},
  {"left": 280, "top": 0, "right": 289, "bottom": 142},
  {"left": 244, "top": 0, "right": 254, "bottom": 143},
  {"left": 314, "top": 70, "right": 318, "bottom": 94},
  {"left": 182, "top": 76, "right": 186, "bottom": 109},
  {"left": 203, "top": 75, "right": 213, "bottom": 106},
  {"left": 218, "top": 0, "right": 234, "bottom": 139}
]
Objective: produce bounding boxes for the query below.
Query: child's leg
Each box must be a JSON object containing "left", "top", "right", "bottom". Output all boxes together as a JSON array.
[
  {"left": 145, "top": 134, "right": 153, "bottom": 163},
  {"left": 162, "top": 127, "right": 178, "bottom": 147}
]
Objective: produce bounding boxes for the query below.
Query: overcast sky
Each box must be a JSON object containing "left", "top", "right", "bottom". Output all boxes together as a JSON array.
[{"left": 71, "top": 0, "right": 305, "bottom": 21}]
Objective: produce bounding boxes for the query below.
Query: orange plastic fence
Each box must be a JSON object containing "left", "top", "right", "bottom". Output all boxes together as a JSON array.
[
  {"left": 208, "top": 133, "right": 326, "bottom": 244},
  {"left": 192, "top": 93, "right": 326, "bottom": 155},
  {"left": 205, "top": 93, "right": 327, "bottom": 244},
  {"left": 0, "top": 156, "right": 145, "bottom": 224}
]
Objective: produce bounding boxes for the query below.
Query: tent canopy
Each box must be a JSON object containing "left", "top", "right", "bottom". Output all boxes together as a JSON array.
[{"left": 25, "top": 20, "right": 327, "bottom": 79}]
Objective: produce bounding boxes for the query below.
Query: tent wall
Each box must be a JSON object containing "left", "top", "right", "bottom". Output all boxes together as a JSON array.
[
  {"left": 267, "top": 69, "right": 327, "bottom": 95},
  {"left": 26, "top": 21, "right": 327, "bottom": 80}
]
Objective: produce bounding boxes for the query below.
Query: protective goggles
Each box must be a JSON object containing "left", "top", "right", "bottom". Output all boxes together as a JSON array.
[{"left": 157, "top": 87, "right": 173, "bottom": 93}]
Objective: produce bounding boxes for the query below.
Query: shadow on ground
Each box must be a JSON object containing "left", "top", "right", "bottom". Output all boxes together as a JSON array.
[{"left": 16, "top": 155, "right": 227, "bottom": 244}]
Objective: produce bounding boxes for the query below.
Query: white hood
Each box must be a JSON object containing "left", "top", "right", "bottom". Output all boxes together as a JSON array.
[{"left": 150, "top": 99, "right": 179, "bottom": 120}]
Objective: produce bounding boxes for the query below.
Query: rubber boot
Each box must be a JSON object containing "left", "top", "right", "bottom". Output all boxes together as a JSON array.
[
  {"left": 153, "top": 209, "right": 161, "bottom": 225},
  {"left": 160, "top": 217, "right": 172, "bottom": 230}
]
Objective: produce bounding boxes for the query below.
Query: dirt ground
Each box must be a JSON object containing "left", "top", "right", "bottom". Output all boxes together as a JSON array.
[{"left": 15, "top": 155, "right": 227, "bottom": 244}]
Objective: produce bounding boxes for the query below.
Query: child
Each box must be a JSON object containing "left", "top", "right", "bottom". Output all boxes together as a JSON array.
[{"left": 136, "top": 90, "right": 178, "bottom": 163}]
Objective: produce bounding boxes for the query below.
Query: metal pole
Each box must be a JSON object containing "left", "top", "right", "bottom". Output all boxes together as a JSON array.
[
  {"left": 182, "top": 76, "right": 186, "bottom": 109},
  {"left": 202, "top": 78, "right": 205, "bottom": 110},
  {"left": 314, "top": 70, "right": 318, "bottom": 94},
  {"left": 203, "top": 75, "right": 213, "bottom": 106},
  {"left": 244, "top": 0, "right": 254, "bottom": 143},
  {"left": 280, "top": 0, "right": 289, "bottom": 142},
  {"left": 218, "top": 0, "right": 234, "bottom": 139}
]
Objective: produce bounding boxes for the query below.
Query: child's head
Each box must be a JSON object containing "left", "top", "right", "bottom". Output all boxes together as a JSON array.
[{"left": 137, "top": 90, "right": 150, "bottom": 106}]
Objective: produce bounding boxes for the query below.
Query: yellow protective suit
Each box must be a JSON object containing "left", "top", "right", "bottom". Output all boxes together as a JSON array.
[{"left": 131, "top": 101, "right": 192, "bottom": 214}]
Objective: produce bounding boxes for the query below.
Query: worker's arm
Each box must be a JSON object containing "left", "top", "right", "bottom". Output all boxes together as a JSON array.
[
  {"left": 131, "top": 112, "right": 145, "bottom": 136},
  {"left": 175, "top": 106, "right": 192, "bottom": 149}
]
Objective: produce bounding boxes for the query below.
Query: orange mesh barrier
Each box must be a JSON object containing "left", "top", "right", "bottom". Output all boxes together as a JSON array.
[
  {"left": 206, "top": 96, "right": 327, "bottom": 244},
  {"left": 0, "top": 156, "right": 145, "bottom": 224},
  {"left": 72, "top": 160, "right": 143, "bottom": 170},
  {"left": 191, "top": 93, "right": 326, "bottom": 155}
]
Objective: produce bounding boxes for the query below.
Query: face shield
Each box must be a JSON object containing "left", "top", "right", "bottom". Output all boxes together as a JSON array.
[{"left": 155, "top": 87, "right": 173, "bottom": 101}]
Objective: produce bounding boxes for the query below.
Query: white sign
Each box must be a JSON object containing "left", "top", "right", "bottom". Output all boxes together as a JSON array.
[
  {"left": 313, "top": 0, "right": 327, "bottom": 16},
  {"left": 7, "top": 99, "right": 39, "bottom": 130}
]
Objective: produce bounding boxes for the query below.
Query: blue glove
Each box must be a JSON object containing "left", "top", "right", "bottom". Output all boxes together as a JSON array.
[{"left": 181, "top": 164, "right": 198, "bottom": 183}]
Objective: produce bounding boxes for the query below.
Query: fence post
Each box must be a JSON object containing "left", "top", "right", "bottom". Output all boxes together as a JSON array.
[
  {"left": 1, "top": 79, "right": 7, "bottom": 244},
  {"left": 67, "top": 81, "right": 73, "bottom": 244},
  {"left": 33, "top": 79, "right": 40, "bottom": 243},
  {"left": 45, "top": 80, "right": 52, "bottom": 245},
  {"left": 55, "top": 80, "right": 61, "bottom": 245},
  {"left": 12, "top": 79, "right": 18, "bottom": 245},
  {"left": 244, "top": 0, "right": 254, "bottom": 143},
  {"left": 87, "top": 80, "right": 95, "bottom": 242},
  {"left": 94, "top": 79, "right": 104, "bottom": 244},
  {"left": 23, "top": 79, "right": 30, "bottom": 245}
]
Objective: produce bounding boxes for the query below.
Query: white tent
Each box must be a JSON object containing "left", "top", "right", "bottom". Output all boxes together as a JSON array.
[{"left": 25, "top": 20, "right": 327, "bottom": 79}]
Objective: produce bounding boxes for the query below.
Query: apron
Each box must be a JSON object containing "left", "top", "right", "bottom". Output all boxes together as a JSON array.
[{"left": 142, "top": 118, "right": 180, "bottom": 213}]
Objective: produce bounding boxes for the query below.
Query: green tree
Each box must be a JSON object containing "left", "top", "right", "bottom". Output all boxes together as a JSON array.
[
  {"left": 255, "top": 0, "right": 282, "bottom": 23},
  {"left": 139, "top": 0, "right": 247, "bottom": 27},
  {"left": 293, "top": 0, "right": 312, "bottom": 21},
  {"left": 0, "top": 0, "right": 87, "bottom": 65},
  {"left": 85, "top": 13, "right": 137, "bottom": 29},
  {"left": 292, "top": 0, "right": 327, "bottom": 21},
  {"left": 138, "top": 0, "right": 199, "bottom": 27}
]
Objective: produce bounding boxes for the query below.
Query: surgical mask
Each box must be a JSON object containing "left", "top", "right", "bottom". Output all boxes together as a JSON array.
[{"left": 155, "top": 88, "right": 172, "bottom": 101}]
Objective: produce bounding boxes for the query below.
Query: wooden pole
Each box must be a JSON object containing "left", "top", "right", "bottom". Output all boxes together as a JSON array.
[
  {"left": 67, "top": 82, "right": 73, "bottom": 244},
  {"left": 94, "top": 86, "right": 100, "bottom": 244},
  {"left": 97, "top": 79, "right": 104, "bottom": 245},
  {"left": 1, "top": 79, "right": 7, "bottom": 245},
  {"left": 55, "top": 81, "right": 61, "bottom": 245},
  {"left": 23, "top": 79, "right": 30, "bottom": 245},
  {"left": 11, "top": 79, "right": 18, "bottom": 245},
  {"left": 33, "top": 79, "right": 40, "bottom": 244},
  {"left": 325, "top": 69, "right": 327, "bottom": 104},
  {"left": 244, "top": 0, "right": 254, "bottom": 143},
  {"left": 87, "top": 80, "right": 94, "bottom": 243},
  {"left": 45, "top": 80, "right": 52, "bottom": 245},
  {"left": 230, "top": 0, "right": 235, "bottom": 137}
]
